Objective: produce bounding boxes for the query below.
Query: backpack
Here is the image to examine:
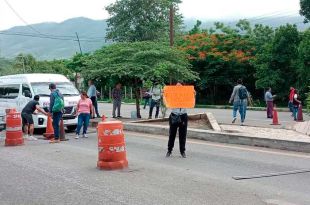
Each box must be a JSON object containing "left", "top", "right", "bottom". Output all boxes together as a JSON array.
[
  {"left": 52, "top": 92, "right": 64, "bottom": 112},
  {"left": 238, "top": 86, "right": 248, "bottom": 100}
]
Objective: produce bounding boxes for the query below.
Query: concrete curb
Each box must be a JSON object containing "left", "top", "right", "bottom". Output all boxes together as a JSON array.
[
  {"left": 98, "top": 102, "right": 307, "bottom": 112},
  {"left": 294, "top": 120, "right": 310, "bottom": 136},
  {"left": 123, "top": 123, "right": 310, "bottom": 153}
]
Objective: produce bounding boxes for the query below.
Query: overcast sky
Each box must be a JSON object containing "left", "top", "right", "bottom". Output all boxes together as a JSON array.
[{"left": 0, "top": 0, "right": 300, "bottom": 30}]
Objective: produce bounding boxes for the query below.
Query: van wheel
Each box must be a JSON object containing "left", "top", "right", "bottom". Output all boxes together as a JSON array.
[{"left": 67, "top": 125, "right": 77, "bottom": 132}]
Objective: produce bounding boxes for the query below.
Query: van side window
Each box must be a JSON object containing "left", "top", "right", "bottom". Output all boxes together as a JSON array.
[
  {"left": 22, "top": 84, "right": 32, "bottom": 97},
  {"left": 0, "top": 84, "right": 20, "bottom": 99}
]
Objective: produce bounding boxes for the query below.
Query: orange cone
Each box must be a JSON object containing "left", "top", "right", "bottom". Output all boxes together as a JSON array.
[
  {"left": 43, "top": 115, "right": 54, "bottom": 139},
  {"left": 297, "top": 105, "right": 304, "bottom": 122},
  {"left": 271, "top": 107, "right": 280, "bottom": 125},
  {"left": 59, "top": 119, "right": 68, "bottom": 141}
]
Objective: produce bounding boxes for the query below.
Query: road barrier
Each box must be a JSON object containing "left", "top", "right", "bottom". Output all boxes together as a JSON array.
[
  {"left": 97, "top": 120, "right": 128, "bottom": 170},
  {"left": 59, "top": 119, "right": 67, "bottom": 141},
  {"left": 271, "top": 107, "right": 280, "bottom": 125},
  {"left": 43, "top": 115, "right": 54, "bottom": 139},
  {"left": 297, "top": 105, "right": 304, "bottom": 122},
  {"left": 5, "top": 109, "right": 24, "bottom": 146}
]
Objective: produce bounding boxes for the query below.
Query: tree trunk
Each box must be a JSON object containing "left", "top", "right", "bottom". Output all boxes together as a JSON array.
[{"left": 134, "top": 79, "right": 142, "bottom": 118}]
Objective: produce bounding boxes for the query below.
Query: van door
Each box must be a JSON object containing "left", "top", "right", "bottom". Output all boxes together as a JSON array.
[{"left": 17, "top": 84, "right": 32, "bottom": 112}]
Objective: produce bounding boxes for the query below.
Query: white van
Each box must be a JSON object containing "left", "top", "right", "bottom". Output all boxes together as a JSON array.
[{"left": 0, "top": 74, "right": 80, "bottom": 131}]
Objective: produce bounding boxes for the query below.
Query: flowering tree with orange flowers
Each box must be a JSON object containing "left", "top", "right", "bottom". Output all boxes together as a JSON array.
[{"left": 177, "top": 21, "right": 256, "bottom": 104}]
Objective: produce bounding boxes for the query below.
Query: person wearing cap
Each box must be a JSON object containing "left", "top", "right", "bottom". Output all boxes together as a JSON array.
[
  {"left": 21, "top": 95, "right": 48, "bottom": 141},
  {"left": 49, "top": 83, "right": 64, "bottom": 143}
]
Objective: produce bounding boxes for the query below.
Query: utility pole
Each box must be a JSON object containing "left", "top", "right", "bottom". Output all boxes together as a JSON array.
[
  {"left": 75, "top": 32, "right": 83, "bottom": 54},
  {"left": 169, "top": 4, "right": 175, "bottom": 84},
  {"left": 75, "top": 32, "right": 82, "bottom": 89},
  {"left": 169, "top": 5, "right": 174, "bottom": 47}
]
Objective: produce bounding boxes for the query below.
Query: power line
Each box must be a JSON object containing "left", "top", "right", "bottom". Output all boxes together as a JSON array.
[
  {"left": 0, "top": 32, "right": 105, "bottom": 42},
  {"left": 2, "top": 0, "right": 106, "bottom": 42},
  {"left": 3, "top": 0, "right": 43, "bottom": 35}
]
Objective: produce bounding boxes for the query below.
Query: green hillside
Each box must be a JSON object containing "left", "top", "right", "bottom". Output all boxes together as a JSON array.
[
  {"left": 0, "top": 16, "right": 308, "bottom": 60},
  {"left": 0, "top": 17, "right": 108, "bottom": 60}
]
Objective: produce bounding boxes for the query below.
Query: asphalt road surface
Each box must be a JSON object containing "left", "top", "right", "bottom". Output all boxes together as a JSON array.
[
  {"left": 98, "top": 103, "right": 309, "bottom": 128},
  {"left": 0, "top": 131, "right": 310, "bottom": 205}
]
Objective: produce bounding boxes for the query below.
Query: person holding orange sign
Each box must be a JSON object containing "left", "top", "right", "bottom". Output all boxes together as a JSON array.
[{"left": 165, "top": 82, "right": 195, "bottom": 158}]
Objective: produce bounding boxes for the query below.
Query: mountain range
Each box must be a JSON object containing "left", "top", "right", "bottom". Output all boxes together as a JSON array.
[{"left": 0, "top": 16, "right": 308, "bottom": 60}]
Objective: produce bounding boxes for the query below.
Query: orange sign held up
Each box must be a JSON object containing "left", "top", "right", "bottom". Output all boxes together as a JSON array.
[{"left": 163, "top": 86, "right": 195, "bottom": 109}]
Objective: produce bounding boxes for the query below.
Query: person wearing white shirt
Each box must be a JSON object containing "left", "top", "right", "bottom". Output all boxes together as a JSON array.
[
  {"left": 148, "top": 82, "right": 162, "bottom": 119},
  {"left": 166, "top": 82, "right": 189, "bottom": 158}
]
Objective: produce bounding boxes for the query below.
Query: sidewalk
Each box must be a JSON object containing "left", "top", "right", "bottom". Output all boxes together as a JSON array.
[{"left": 98, "top": 103, "right": 309, "bottom": 129}]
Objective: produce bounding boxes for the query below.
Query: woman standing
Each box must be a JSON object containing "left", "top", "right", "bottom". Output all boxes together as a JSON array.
[
  {"left": 293, "top": 89, "right": 301, "bottom": 121},
  {"left": 75, "top": 91, "right": 93, "bottom": 139},
  {"left": 166, "top": 82, "right": 189, "bottom": 158}
]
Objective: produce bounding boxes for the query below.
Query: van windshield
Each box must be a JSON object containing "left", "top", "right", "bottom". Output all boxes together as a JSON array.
[{"left": 31, "top": 82, "right": 79, "bottom": 96}]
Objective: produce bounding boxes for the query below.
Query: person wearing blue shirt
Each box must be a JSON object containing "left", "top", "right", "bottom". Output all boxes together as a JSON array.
[
  {"left": 87, "top": 80, "right": 100, "bottom": 118},
  {"left": 265, "top": 87, "right": 276, "bottom": 118},
  {"left": 49, "top": 83, "right": 64, "bottom": 143}
]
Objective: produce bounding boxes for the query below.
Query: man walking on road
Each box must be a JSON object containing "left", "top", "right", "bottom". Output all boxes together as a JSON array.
[
  {"left": 21, "top": 95, "right": 48, "bottom": 141},
  {"left": 265, "top": 87, "right": 276, "bottom": 118},
  {"left": 49, "top": 83, "right": 64, "bottom": 143},
  {"left": 229, "top": 79, "right": 249, "bottom": 126},
  {"left": 87, "top": 80, "right": 100, "bottom": 118},
  {"left": 112, "top": 83, "right": 122, "bottom": 118}
]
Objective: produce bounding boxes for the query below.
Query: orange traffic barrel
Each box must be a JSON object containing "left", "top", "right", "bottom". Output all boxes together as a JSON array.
[
  {"left": 97, "top": 121, "right": 128, "bottom": 170},
  {"left": 5, "top": 109, "right": 24, "bottom": 146}
]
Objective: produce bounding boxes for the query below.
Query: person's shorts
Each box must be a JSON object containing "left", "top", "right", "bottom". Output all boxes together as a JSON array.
[{"left": 21, "top": 113, "right": 34, "bottom": 125}]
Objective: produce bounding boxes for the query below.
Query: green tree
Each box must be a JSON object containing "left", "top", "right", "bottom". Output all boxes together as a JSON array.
[
  {"left": 13, "top": 54, "right": 37, "bottom": 73},
  {"left": 34, "top": 60, "right": 73, "bottom": 78},
  {"left": 254, "top": 24, "right": 300, "bottom": 100},
  {"left": 297, "top": 28, "right": 310, "bottom": 95},
  {"left": 84, "top": 41, "right": 198, "bottom": 118},
  {"left": 105, "top": 0, "right": 182, "bottom": 42},
  {"left": 177, "top": 21, "right": 256, "bottom": 104},
  {"left": 300, "top": 0, "right": 310, "bottom": 23},
  {"left": 66, "top": 53, "right": 89, "bottom": 88},
  {"left": 0, "top": 58, "right": 13, "bottom": 75}
]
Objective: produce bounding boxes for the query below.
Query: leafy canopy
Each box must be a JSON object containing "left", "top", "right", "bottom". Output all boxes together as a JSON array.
[
  {"left": 300, "top": 0, "right": 310, "bottom": 23},
  {"left": 105, "top": 0, "right": 182, "bottom": 42},
  {"left": 84, "top": 41, "right": 198, "bottom": 84}
]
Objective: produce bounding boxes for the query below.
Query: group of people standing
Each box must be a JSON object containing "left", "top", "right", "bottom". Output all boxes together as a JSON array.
[
  {"left": 21, "top": 80, "right": 102, "bottom": 142},
  {"left": 264, "top": 86, "right": 301, "bottom": 121},
  {"left": 228, "top": 79, "right": 303, "bottom": 126}
]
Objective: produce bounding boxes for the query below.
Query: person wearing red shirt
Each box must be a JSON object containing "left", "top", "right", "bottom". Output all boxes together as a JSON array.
[{"left": 288, "top": 87, "right": 295, "bottom": 116}]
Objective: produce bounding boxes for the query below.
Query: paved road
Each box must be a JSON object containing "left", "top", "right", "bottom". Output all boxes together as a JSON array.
[
  {"left": 1, "top": 132, "right": 310, "bottom": 204},
  {"left": 98, "top": 103, "right": 309, "bottom": 128}
]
